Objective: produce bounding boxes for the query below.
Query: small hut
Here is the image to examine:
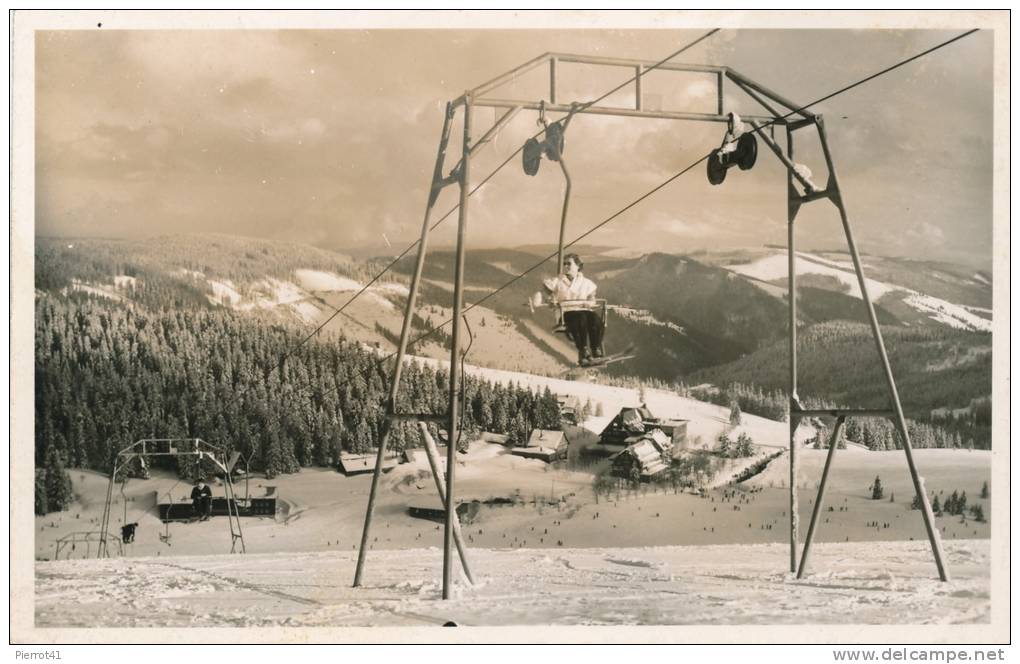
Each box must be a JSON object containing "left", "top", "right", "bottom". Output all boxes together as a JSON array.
[
  {"left": 556, "top": 395, "right": 582, "bottom": 424},
  {"left": 510, "top": 429, "right": 568, "bottom": 462},
  {"left": 611, "top": 439, "right": 669, "bottom": 481},
  {"left": 337, "top": 452, "right": 399, "bottom": 476}
]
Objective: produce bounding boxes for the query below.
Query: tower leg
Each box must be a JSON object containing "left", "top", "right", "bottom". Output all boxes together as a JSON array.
[
  {"left": 418, "top": 422, "right": 474, "bottom": 584},
  {"left": 353, "top": 103, "right": 456, "bottom": 588},
  {"left": 797, "top": 417, "right": 845, "bottom": 578},
  {"left": 444, "top": 97, "right": 472, "bottom": 600},
  {"left": 815, "top": 118, "right": 949, "bottom": 581},
  {"left": 786, "top": 125, "right": 799, "bottom": 574},
  {"left": 225, "top": 475, "right": 246, "bottom": 553},
  {"left": 98, "top": 464, "right": 117, "bottom": 558}
]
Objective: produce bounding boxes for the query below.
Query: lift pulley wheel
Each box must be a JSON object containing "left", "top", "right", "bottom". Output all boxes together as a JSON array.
[
  {"left": 707, "top": 150, "right": 727, "bottom": 185},
  {"left": 523, "top": 137, "right": 543, "bottom": 176},
  {"left": 736, "top": 132, "right": 757, "bottom": 171},
  {"left": 706, "top": 132, "right": 758, "bottom": 186},
  {"left": 544, "top": 122, "right": 565, "bottom": 162},
  {"left": 521, "top": 120, "right": 567, "bottom": 176}
]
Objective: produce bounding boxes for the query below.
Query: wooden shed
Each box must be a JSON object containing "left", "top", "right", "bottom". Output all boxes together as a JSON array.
[
  {"left": 510, "top": 429, "right": 567, "bottom": 462},
  {"left": 611, "top": 439, "right": 669, "bottom": 481},
  {"left": 337, "top": 452, "right": 399, "bottom": 476}
]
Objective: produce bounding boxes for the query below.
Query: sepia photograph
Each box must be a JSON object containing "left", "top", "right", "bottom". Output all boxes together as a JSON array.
[{"left": 9, "top": 9, "right": 1010, "bottom": 647}]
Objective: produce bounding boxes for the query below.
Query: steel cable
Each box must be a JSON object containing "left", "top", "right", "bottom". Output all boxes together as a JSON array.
[
  {"left": 277, "top": 29, "right": 723, "bottom": 368},
  {"left": 368, "top": 28, "right": 980, "bottom": 376}
]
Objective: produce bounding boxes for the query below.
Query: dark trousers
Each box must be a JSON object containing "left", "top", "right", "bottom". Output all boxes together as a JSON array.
[
  {"left": 193, "top": 498, "right": 211, "bottom": 518},
  {"left": 563, "top": 310, "right": 603, "bottom": 358}
]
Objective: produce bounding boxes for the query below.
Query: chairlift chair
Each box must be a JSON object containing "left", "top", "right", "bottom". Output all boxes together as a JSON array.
[{"left": 521, "top": 105, "right": 618, "bottom": 365}]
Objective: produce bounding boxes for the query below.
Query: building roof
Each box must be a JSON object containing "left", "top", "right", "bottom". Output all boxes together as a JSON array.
[
  {"left": 511, "top": 446, "right": 559, "bottom": 461},
  {"left": 600, "top": 403, "right": 690, "bottom": 439},
  {"left": 620, "top": 408, "right": 644, "bottom": 431},
  {"left": 338, "top": 452, "right": 399, "bottom": 474},
  {"left": 618, "top": 439, "right": 669, "bottom": 477},
  {"left": 646, "top": 428, "right": 671, "bottom": 451},
  {"left": 402, "top": 448, "right": 449, "bottom": 465},
  {"left": 629, "top": 440, "right": 661, "bottom": 463},
  {"left": 527, "top": 429, "right": 566, "bottom": 448}
]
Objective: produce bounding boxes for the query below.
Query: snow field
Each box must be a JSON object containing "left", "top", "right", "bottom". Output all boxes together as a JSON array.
[
  {"left": 725, "top": 252, "right": 992, "bottom": 332},
  {"left": 34, "top": 540, "right": 990, "bottom": 627}
]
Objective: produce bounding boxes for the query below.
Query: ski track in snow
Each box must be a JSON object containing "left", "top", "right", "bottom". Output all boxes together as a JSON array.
[
  {"left": 725, "top": 253, "right": 991, "bottom": 333},
  {"left": 35, "top": 541, "right": 989, "bottom": 628}
]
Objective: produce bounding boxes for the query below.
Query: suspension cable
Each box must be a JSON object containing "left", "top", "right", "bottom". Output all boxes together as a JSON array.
[
  {"left": 276, "top": 29, "right": 723, "bottom": 369},
  {"left": 365, "top": 27, "right": 971, "bottom": 373},
  {"left": 233, "top": 29, "right": 978, "bottom": 422},
  {"left": 571, "top": 29, "right": 720, "bottom": 117}
]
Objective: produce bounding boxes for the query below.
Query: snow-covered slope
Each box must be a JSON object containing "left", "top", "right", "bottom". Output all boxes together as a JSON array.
[
  {"left": 729, "top": 253, "right": 897, "bottom": 300},
  {"left": 34, "top": 540, "right": 989, "bottom": 628},
  {"left": 724, "top": 252, "right": 992, "bottom": 333},
  {"left": 170, "top": 268, "right": 405, "bottom": 323},
  {"left": 62, "top": 279, "right": 127, "bottom": 303}
]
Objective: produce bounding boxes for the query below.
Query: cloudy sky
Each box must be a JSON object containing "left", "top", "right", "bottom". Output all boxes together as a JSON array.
[{"left": 35, "top": 25, "right": 994, "bottom": 268}]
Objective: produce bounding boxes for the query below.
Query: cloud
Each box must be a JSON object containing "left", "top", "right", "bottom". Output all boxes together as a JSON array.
[
  {"left": 648, "top": 213, "right": 717, "bottom": 238},
  {"left": 683, "top": 79, "right": 716, "bottom": 101},
  {"left": 32, "top": 28, "right": 993, "bottom": 269}
]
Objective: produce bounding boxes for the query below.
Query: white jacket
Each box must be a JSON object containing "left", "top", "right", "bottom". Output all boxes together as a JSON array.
[{"left": 544, "top": 273, "right": 597, "bottom": 312}]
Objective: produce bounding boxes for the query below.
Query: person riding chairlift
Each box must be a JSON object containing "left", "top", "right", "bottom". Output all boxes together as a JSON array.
[
  {"left": 191, "top": 478, "right": 212, "bottom": 522},
  {"left": 542, "top": 253, "right": 603, "bottom": 366}
]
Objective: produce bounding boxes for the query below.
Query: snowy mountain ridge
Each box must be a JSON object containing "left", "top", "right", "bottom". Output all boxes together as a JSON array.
[{"left": 724, "top": 251, "right": 991, "bottom": 333}]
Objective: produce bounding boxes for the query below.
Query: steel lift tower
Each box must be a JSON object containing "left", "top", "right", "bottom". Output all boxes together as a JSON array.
[{"left": 353, "top": 51, "right": 949, "bottom": 599}]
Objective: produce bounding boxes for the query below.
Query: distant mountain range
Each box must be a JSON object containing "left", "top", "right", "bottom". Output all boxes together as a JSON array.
[{"left": 34, "top": 234, "right": 993, "bottom": 437}]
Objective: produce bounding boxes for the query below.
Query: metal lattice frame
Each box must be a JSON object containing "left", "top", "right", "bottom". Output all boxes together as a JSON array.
[
  {"left": 97, "top": 438, "right": 247, "bottom": 558},
  {"left": 353, "top": 52, "right": 949, "bottom": 598}
]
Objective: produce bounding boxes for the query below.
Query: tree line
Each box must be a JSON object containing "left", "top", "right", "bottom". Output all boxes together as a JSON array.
[
  {"left": 674, "top": 380, "right": 981, "bottom": 451},
  {"left": 690, "top": 320, "right": 992, "bottom": 448},
  {"left": 35, "top": 294, "right": 561, "bottom": 513}
]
